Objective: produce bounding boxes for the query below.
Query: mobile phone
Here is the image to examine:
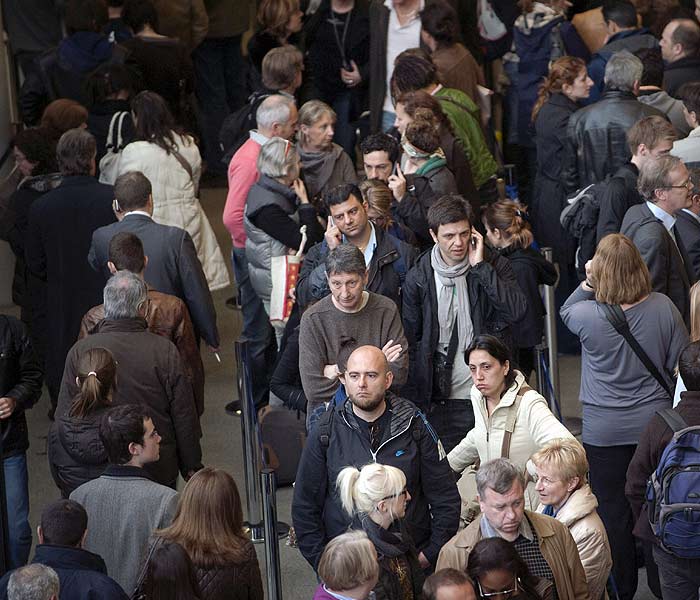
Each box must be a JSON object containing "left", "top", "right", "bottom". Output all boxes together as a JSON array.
[
  {"left": 471, "top": 235, "right": 477, "bottom": 249},
  {"left": 391, "top": 162, "right": 398, "bottom": 177},
  {"left": 328, "top": 216, "right": 335, "bottom": 228}
]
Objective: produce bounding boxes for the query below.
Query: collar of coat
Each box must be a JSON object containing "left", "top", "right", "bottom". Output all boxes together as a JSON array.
[
  {"left": 94, "top": 317, "right": 149, "bottom": 334},
  {"left": 340, "top": 392, "right": 416, "bottom": 440},
  {"left": 455, "top": 510, "right": 558, "bottom": 550}
]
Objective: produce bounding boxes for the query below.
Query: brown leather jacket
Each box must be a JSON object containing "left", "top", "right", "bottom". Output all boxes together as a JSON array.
[{"left": 79, "top": 289, "right": 205, "bottom": 415}]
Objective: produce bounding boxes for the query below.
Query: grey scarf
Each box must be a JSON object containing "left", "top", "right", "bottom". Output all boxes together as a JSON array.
[{"left": 430, "top": 244, "right": 473, "bottom": 351}]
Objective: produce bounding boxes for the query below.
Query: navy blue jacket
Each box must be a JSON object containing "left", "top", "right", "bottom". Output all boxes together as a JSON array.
[{"left": 0, "top": 544, "right": 128, "bottom": 599}]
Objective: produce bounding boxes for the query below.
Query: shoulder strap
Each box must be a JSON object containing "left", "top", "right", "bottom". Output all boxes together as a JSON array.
[
  {"left": 106, "top": 112, "right": 121, "bottom": 150},
  {"left": 171, "top": 147, "right": 195, "bottom": 184},
  {"left": 501, "top": 384, "right": 532, "bottom": 459},
  {"left": 131, "top": 535, "right": 165, "bottom": 598},
  {"left": 657, "top": 407, "right": 688, "bottom": 433},
  {"left": 600, "top": 303, "right": 673, "bottom": 398},
  {"left": 318, "top": 407, "right": 334, "bottom": 449},
  {"left": 444, "top": 318, "right": 460, "bottom": 366}
]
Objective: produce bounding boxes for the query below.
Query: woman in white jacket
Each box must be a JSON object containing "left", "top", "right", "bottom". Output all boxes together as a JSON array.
[
  {"left": 532, "top": 438, "right": 612, "bottom": 600},
  {"left": 448, "top": 335, "right": 574, "bottom": 510},
  {"left": 117, "top": 91, "right": 229, "bottom": 291}
]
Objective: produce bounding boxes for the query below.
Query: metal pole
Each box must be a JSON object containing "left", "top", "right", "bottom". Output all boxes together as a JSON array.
[
  {"left": 534, "top": 344, "right": 548, "bottom": 404},
  {"left": 541, "top": 248, "right": 560, "bottom": 406},
  {"left": 235, "top": 340, "right": 264, "bottom": 542},
  {"left": 261, "top": 468, "right": 283, "bottom": 600},
  {"left": 0, "top": 432, "right": 8, "bottom": 576}
]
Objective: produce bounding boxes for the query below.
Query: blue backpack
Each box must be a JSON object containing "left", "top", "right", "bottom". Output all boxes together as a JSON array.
[{"left": 646, "top": 408, "right": 700, "bottom": 558}]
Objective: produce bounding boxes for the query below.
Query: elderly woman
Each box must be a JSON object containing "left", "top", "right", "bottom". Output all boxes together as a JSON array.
[
  {"left": 117, "top": 91, "right": 229, "bottom": 290},
  {"left": 314, "top": 531, "right": 379, "bottom": 600},
  {"left": 560, "top": 233, "right": 689, "bottom": 600},
  {"left": 533, "top": 439, "right": 612, "bottom": 600},
  {"left": 296, "top": 100, "right": 358, "bottom": 202},
  {"left": 336, "top": 463, "right": 424, "bottom": 600},
  {"left": 448, "top": 335, "right": 574, "bottom": 511},
  {"left": 244, "top": 137, "right": 324, "bottom": 339}
]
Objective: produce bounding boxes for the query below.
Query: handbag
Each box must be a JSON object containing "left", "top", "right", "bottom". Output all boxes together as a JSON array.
[
  {"left": 432, "top": 319, "right": 460, "bottom": 400},
  {"left": 269, "top": 225, "right": 308, "bottom": 324},
  {"left": 99, "top": 111, "right": 130, "bottom": 185},
  {"left": 130, "top": 535, "right": 165, "bottom": 600},
  {"left": 600, "top": 303, "right": 674, "bottom": 398}
]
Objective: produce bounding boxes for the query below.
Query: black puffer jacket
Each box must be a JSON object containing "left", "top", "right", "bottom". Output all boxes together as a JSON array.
[
  {"left": 48, "top": 408, "right": 109, "bottom": 498},
  {"left": 562, "top": 89, "right": 665, "bottom": 194},
  {"left": 0, "top": 315, "right": 43, "bottom": 458},
  {"left": 194, "top": 541, "right": 264, "bottom": 600}
]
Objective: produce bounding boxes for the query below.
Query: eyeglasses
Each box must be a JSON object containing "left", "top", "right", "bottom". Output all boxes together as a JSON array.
[
  {"left": 659, "top": 177, "right": 693, "bottom": 190},
  {"left": 476, "top": 576, "right": 519, "bottom": 598},
  {"left": 380, "top": 488, "right": 408, "bottom": 501}
]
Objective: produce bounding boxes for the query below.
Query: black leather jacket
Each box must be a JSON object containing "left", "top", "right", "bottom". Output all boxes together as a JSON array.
[{"left": 0, "top": 315, "right": 43, "bottom": 457}]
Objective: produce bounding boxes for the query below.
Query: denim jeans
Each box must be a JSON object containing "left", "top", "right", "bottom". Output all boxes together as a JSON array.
[
  {"left": 331, "top": 91, "right": 357, "bottom": 158},
  {"left": 381, "top": 110, "right": 396, "bottom": 132},
  {"left": 653, "top": 544, "right": 700, "bottom": 600},
  {"left": 232, "top": 248, "right": 276, "bottom": 407},
  {"left": 192, "top": 35, "right": 248, "bottom": 173},
  {"left": 427, "top": 399, "right": 475, "bottom": 455},
  {"left": 4, "top": 453, "right": 31, "bottom": 569}
]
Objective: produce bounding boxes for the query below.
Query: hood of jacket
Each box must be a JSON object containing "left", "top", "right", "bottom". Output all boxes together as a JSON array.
[
  {"left": 498, "top": 246, "right": 558, "bottom": 286},
  {"left": 58, "top": 32, "right": 114, "bottom": 73},
  {"left": 514, "top": 3, "right": 564, "bottom": 32},
  {"left": 246, "top": 174, "right": 298, "bottom": 217},
  {"left": 599, "top": 28, "right": 657, "bottom": 55},
  {"left": 56, "top": 410, "right": 109, "bottom": 465},
  {"left": 548, "top": 484, "right": 599, "bottom": 529},
  {"left": 472, "top": 370, "right": 528, "bottom": 415},
  {"left": 93, "top": 317, "right": 149, "bottom": 334},
  {"left": 340, "top": 392, "right": 416, "bottom": 441},
  {"left": 33, "top": 544, "right": 108, "bottom": 574},
  {"left": 18, "top": 173, "right": 62, "bottom": 194}
]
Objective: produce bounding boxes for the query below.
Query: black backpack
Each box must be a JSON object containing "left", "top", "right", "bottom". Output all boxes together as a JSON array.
[
  {"left": 559, "top": 178, "right": 608, "bottom": 280},
  {"left": 219, "top": 90, "right": 271, "bottom": 165}
]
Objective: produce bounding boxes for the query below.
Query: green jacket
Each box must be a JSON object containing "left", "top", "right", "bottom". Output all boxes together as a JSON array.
[{"left": 435, "top": 87, "right": 497, "bottom": 188}]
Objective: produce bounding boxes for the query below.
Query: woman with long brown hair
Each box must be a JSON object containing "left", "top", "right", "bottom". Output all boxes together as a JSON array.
[
  {"left": 48, "top": 347, "right": 116, "bottom": 497},
  {"left": 155, "top": 467, "right": 263, "bottom": 600},
  {"left": 561, "top": 233, "right": 688, "bottom": 598}
]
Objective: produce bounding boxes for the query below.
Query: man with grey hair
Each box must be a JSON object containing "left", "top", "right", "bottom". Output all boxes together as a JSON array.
[
  {"left": 564, "top": 51, "right": 666, "bottom": 192},
  {"left": 57, "top": 271, "right": 202, "bottom": 487},
  {"left": 222, "top": 93, "right": 298, "bottom": 412},
  {"left": 437, "top": 458, "right": 589, "bottom": 599},
  {"left": 298, "top": 244, "right": 408, "bottom": 424},
  {"left": 7, "top": 564, "right": 59, "bottom": 600},
  {"left": 621, "top": 154, "right": 695, "bottom": 324},
  {"left": 25, "top": 128, "right": 116, "bottom": 417}
]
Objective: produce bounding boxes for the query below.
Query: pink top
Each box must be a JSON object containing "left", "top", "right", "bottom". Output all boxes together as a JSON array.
[{"left": 223, "top": 137, "right": 262, "bottom": 248}]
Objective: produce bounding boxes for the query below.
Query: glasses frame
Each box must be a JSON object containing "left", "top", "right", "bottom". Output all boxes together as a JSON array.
[{"left": 476, "top": 575, "right": 519, "bottom": 598}]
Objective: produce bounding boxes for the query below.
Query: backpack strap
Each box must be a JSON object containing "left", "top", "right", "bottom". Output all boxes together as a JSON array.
[
  {"left": 657, "top": 407, "right": 688, "bottom": 433},
  {"left": 501, "top": 384, "right": 532, "bottom": 459},
  {"left": 317, "top": 406, "right": 334, "bottom": 450},
  {"left": 600, "top": 303, "right": 674, "bottom": 398}
]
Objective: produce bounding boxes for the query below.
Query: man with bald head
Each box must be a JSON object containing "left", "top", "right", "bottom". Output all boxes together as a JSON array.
[
  {"left": 661, "top": 18, "right": 700, "bottom": 98},
  {"left": 292, "top": 345, "right": 460, "bottom": 572}
]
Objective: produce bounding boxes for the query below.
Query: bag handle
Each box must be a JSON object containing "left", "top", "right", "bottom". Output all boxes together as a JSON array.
[
  {"left": 501, "top": 383, "right": 532, "bottom": 459},
  {"left": 600, "top": 303, "right": 673, "bottom": 398},
  {"left": 657, "top": 407, "right": 688, "bottom": 433},
  {"left": 131, "top": 535, "right": 165, "bottom": 599},
  {"left": 171, "top": 147, "right": 195, "bottom": 185}
]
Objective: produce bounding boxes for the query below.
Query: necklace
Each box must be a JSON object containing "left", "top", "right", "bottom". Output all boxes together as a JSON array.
[{"left": 328, "top": 6, "right": 352, "bottom": 69}]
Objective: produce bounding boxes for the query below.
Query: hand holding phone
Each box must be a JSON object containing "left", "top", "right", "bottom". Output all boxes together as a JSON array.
[
  {"left": 325, "top": 216, "right": 341, "bottom": 250},
  {"left": 467, "top": 229, "right": 484, "bottom": 267}
]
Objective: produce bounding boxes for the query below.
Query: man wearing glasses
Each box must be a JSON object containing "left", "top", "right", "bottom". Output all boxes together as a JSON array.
[
  {"left": 436, "top": 458, "right": 589, "bottom": 599},
  {"left": 621, "top": 154, "right": 696, "bottom": 326}
]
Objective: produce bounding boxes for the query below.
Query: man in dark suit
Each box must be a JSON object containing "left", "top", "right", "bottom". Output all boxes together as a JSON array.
[
  {"left": 25, "top": 129, "right": 116, "bottom": 415},
  {"left": 88, "top": 171, "right": 219, "bottom": 351},
  {"left": 675, "top": 170, "right": 700, "bottom": 280},
  {"left": 621, "top": 154, "right": 695, "bottom": 325}
]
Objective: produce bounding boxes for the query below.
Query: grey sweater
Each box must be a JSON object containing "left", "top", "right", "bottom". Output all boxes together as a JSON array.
[
  {"left": 299, "top": 292, "right": 408, "bottom": 416},
  {"left": 561, "top": 287, "right": 689, "bottom": 445},
  {"left": 70, "top": 466, "right": 178, "bottom": 593}
]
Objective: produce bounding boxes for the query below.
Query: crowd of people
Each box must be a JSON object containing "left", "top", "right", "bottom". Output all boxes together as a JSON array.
[{"left": 3, "top": 0, "right": 700, "bottom": 598}]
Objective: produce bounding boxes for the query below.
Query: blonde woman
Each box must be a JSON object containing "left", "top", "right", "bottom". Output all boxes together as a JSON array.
[
  {"left": 314, "top": 531, "right": 379, "bottom": 600},
  {"left": 674, "top": 280, "right": 700, "bottom": 405},
  {"left": 336, "top": 463, "right": 424, "bottom": 600},
  {"left": 296, "top": 100, "right": 358, "bottom": 201},
  {"left": 532, "top": 439, "right": 612, "bottom": 600}
]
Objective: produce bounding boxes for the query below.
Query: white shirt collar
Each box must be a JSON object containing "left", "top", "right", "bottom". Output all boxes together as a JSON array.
[
  {"left": 249, "top": 130, "right": 269, "bottom": 146},
  {"left": 343, "top": 221, "right": 377, "bottom": 266},
  {"left": 682, "top": 208, "right": 700, "bottom": 225},
  {"left": 124, "top": 210, "right": 152, "bottom": 218},
  {"left": 646, "top": 201, "right": 676, "bottom": 232},
  {"left": 384, "top": 0, "right": 425, "bottom": 19}
]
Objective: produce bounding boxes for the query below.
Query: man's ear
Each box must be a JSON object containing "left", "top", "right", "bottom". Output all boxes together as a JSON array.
[
  {"left": 80, "top": 529, "right": 88, "bottom": 548},
  {"left": 338, "top": 371, "right": 346, "bottom": 386},
  {"left": 430, "top": 228, "right": 438, "bottom": 244},
  {"left": 143, "top": 255, "right": 149, "bottom": 269},
  {"left": 128, "top": 441, "right": 140, "bottom": 458},
  {"left": 384, "top": 370, "right": 394, "bottom": 390},
  {"left": 37, "top": 525, "right": 44, "bottom": 545},
  {"left": 107, "top": 261, "right": 118, "bottom": 275}
]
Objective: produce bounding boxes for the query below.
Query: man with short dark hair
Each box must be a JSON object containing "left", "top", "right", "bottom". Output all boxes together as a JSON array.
[
  {"left": 586, "top": 0, "right": 658, "bottom": 102},
  {"left": 661, "top": 18, "right": 700, "bottom": 98},
  {"left": 58, "top": 271, "right": 203, "bottom": 487},
  {"left": 298, "top": 244, "right": 409, "bottom": 422},
  {"left": 293, "top": 345, "right": 460, "bottom": 570},
  {"left": 360, "top": 133, "right": 400, "bottom": 183},
  {"left": 89, "top": 170, "right": 219, "bottom": 352},
  {"left": 71, "top": 404, "right": 178, "bottom": 593},
  {"left": 402, "top": 194, "right": 526, "bottom": 452},
  {"left": 627, "top": 341, "right": 700, "bottom": 600},
  {"left": 621, "top": 154, "right": 695, "bottom": 324},
  {"left": 26, "top": 128, "right": 116, "bottom": 415},
  {"left": 423, "top": 569, "right": 476, "bottom": 600},
  {"left": 0, "top": 499, "right": 127, "bottom": 599},
  {"left": 80, "top": 232, "right": 205, "bottom": 414},
  {"left": 296, "top": 183, "right": 416, "bottom": 308},
  {"left": 437, "top": 458, "right": 589, "bottom": 599}
]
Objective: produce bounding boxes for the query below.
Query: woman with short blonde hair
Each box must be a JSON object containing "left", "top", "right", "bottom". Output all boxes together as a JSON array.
[
  {"left": 532, "top": 439, "right": 612, "bottom": 600},
  {"left": 335, "top": 463, "right": 424, "bottom": 600},
  {"left": 561, "top": 233, "right": 689, "bottom": 598},
  {"left": 314, "top": 531, "right": 379, "bottom": 600}
]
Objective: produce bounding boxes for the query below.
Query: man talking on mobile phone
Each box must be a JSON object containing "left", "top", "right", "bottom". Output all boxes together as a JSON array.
[{"left": 401, "top": 194, "right": 527, "bottom": 452}]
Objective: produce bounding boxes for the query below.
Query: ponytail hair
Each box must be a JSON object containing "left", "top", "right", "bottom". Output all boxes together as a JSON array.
[
  {"left": 482, "top": 200, "right": 533, "bottom": 250},
  {"left": 531, "top": 56, "right": 587, "bottom": 122},
  {"left": 336, "top": 463, "right": 406, "bottom": 518},
  {"left": 71, "top": 347, "right": 117, "bottom": 418}
]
